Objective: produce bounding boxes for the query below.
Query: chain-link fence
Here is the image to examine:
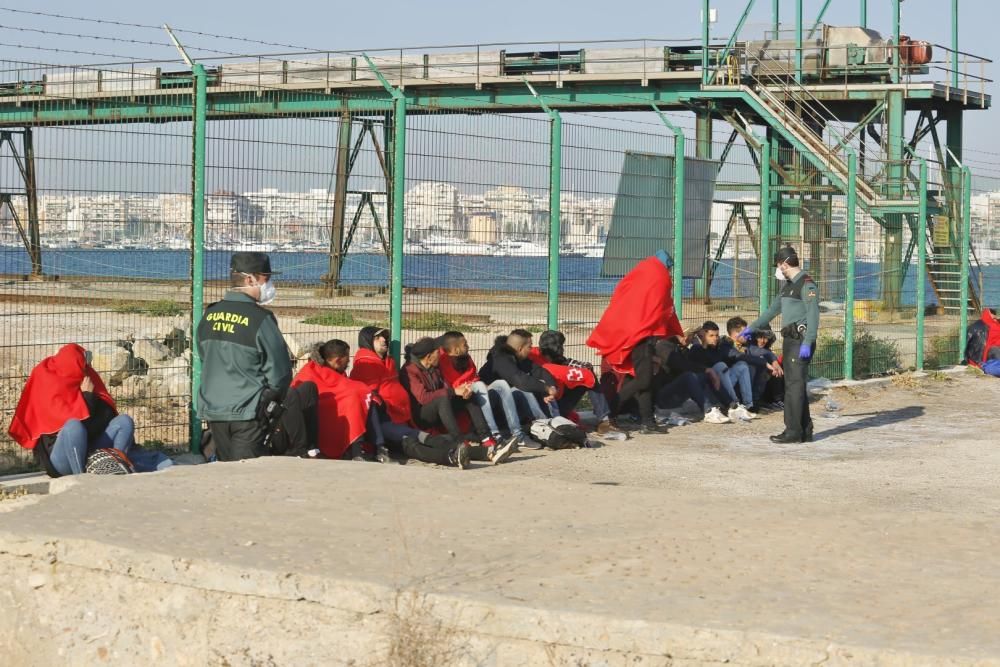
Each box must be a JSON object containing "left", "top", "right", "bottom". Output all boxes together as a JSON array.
[{"left": 0, "top": 51, "right": 995, "bottom": 474}]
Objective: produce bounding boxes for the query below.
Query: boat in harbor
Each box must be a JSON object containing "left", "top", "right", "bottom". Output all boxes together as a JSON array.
[{"left": 492, "top": 239, "right": 548, "bottom": 257}]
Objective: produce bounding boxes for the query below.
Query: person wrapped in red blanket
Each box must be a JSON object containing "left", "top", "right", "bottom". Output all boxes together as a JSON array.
[
  {"left": 8, "top": 343, "right": 170, "bottom": 476},
  {"left": 292, "top": 339, "right": 373, "bottom": 461},
  {"left": 586, "top": 250, "right": 684, "bottom": 434}
]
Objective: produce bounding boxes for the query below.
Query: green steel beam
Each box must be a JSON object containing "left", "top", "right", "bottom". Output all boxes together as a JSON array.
[
  {"left": 710, "top": 0, "right": 757, "bottom": 85},
  {"left": 759, "top": 138, "right": 774, "bottom": 312},
  {"left": 772, "top": 0, "right": 780, "bottom": 36},
  {"left": 795, "top": 0, "right": 803, "bottom": 83},
  {"left": 189, "top": 63, "right": 207, "bottom": 454},
  {"left": 363, "top": 55, "right": 408, "bottom": 364},
  {"left": 860, "top": 0, "right": 867, "bottom": 28},
  {"left": 702, "top": 0, "right": 711, "bottom": 85},
  {"left": 844, "top": 148, "right": 858, "bottom": 379},
  {"left": 525, "top": 80, "right": 563, "bottom": 330},
  {"left": 807, "top": 0, "right": 832, "bottom": 40},
  {"left": 952, "top": 0, "right": 960, "bottom": 89},
  {"left": 884, "top": 90, "right": 906, "bottom": 310},
  {"left": 652, "top": 104, "right": 686, "bottom": 318},
  {"left": 959, "top": 166, "right": 972, "bottom": 363},
  {"left": 916, "top": 157, "right": 928, "bottom": 370},
  {"left": 892, "top": 0, "right": 902, "bottom": 84}
]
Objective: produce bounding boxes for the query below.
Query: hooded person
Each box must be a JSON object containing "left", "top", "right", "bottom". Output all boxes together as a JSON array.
[
  {"left": 480, "top": 330, "right": 556, "bottom": 424},
  {"left": 291, "top": 340, "right": 370, "bottom": 461},
  {"left": 350, "top": 326, "right": 414, "bottom": 426},
  {"left": 530, "top": 330, "right": 616, "bottom": 434},
  {"left": 8, "top": 343, "right": 171, "bottom": 476},
  {"left": 586, "top": 250, "right": 683, "bottom": 434},
  {"left": 966, "top": 309, "right": 1000, "bottom": 373}
]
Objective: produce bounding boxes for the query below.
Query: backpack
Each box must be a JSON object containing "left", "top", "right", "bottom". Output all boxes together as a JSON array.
[
  {"left": 85, "top": 448, "right": 135, "bottom": 475},
  {"left": 529, "top": 417, "right": 587, "bottom": 450}
]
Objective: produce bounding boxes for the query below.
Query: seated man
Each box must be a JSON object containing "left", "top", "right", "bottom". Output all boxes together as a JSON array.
[
  {"left": 291, "top": 340, "right": 372, "bottom": 461},
  {"left": 401, "top": 336, "right": 512, "bottom": 464},
  {"left": 438, "top": 331, "right": 520, "bottom": 455},
  {"left": 688, "top": 321, "right": 758, "bottom": 422},
  {"left": 725, "top": 316, "right": 778, "bottom": 411},
  {"left": 479, "top": 329, "right": 555, "bottom": 433},
  {"left": 531, "top": 330, "right": 616, "bottom": 434},
  {"left": 8, "top": 343, "right": 173, "bottom": 476},
  {"left": 745, "top": 328, "right": 785, "bottom": 409},
  {"left": 650, "top": 338, "right": 729, "bottom": 424}
]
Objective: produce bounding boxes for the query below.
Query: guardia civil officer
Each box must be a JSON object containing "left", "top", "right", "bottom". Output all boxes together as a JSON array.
[
  {"left": 197, "top": 252, "right": 316, "bottom": 461},
  {"left": 743, "top": 246, "right": 819, "bottom": 444}
]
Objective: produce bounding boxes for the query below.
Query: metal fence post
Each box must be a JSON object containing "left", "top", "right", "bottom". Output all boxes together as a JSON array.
[
  {"left": 651, "top": 105, "right": 686, "bottom": 318},
  {"left": 916, "top": 158, "right": 928, "bottom": 370},
  {"left": 959, "top": 165, "right": 972, "bottom": 364},
  {"left": 547, "top": 111, "right": 562, "bottom": 330},
  {"left": 364, "top": 55, "right": 408, "bottom": 363},
  {"left": 189, "top": 63, "right": 207, "bottom": 453},
  {"left": 759, "top": 138, "right": 773, "bottom": 315},
  {"left": 844, "top": 149, "right": 857, "bottom": 379}
]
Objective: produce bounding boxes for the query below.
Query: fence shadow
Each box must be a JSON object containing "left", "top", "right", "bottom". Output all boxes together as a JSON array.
[{"left": 814, "top": 405, "right": 925, "bottom": 441}]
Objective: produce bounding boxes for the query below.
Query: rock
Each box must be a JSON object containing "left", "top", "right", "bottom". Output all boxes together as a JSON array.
[
  {"left": 27, "top": 572, "right": 47, "bottom": 589},
  {"left": 133, "top": 339, "right": 173, "bottom": 366},
  {"left": 147, "top": 368, "right": 191, "bottom": 401},
  {"left": 89, "top": 344, "right": 130, "bottom": 379},
  {"left": 118, "top": 375, "right": 149, "bottom": 401},
  {"left": 162, "top": 327, "right": 190, "bottom": 357},
  {"left": 283, "top": 333, "right": 310, "bottom": 360}
]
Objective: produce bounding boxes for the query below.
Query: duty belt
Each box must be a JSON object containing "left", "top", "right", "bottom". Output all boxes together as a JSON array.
[{"left": 781, "top": 323, "right": 807, "bottom": 340}]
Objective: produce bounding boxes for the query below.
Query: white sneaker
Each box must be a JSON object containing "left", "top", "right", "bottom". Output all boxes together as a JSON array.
[
  {"left": 740, "top": 404, "right": 760, "bottom": 420},
  {"left": 731, "top": 405, "right": 757, "bottom": 422},
  {"left": 704, "top": 407, "right": 732, "bottom": 424}
]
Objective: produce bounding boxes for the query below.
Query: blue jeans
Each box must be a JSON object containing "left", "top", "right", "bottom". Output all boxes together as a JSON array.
[
  {"left": 479, "top": 379, "right": 547, "bottom": 438},
  {"left": 369, "top": 409, "right": 421, "bottom": 445},
  {"left": 982, "top": 359, "right": 1000, "bottom": 377},
  {"left": 712, "top": 361, "right": 753, "bottom": 406},
  {"left": 470, "top": 380, "right": 503, "bottom": 438},
  {"left": 656, "top": 372, "right": 708, "bottom": 412},
  {"left": 49, "top": 415, "right": 135, "bottom": 476}
]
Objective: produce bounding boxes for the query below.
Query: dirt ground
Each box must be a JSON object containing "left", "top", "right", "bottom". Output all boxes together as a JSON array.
[{"left": 2, "top": 370, "right": 1000, "bottom": 665}]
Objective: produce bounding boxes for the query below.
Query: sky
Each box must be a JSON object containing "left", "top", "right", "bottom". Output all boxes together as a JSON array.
[{"left": 0, "top": 0, "right": 996, "bottom": 181}]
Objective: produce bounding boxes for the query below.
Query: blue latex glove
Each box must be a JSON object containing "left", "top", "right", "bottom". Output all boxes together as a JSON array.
[
  {"left": 799, "top": 343, "right": 812, "bottom": 359},
  {"left": 738, "top": 326, "right": 753, "bottom": 341}
]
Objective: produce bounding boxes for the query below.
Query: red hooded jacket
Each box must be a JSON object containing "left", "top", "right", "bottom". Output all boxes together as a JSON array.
[
  {"left": 586, "top": 255, "right": 683, "bottom": 375},
  {"left": 981, "top": 309, "right": 1000, "bottom": 364},
  {"left": 293, "top": 359, "right": 370, "bottom": 460},
  {"left": 349, "top": 348, "right": 413, "bottom": 425},
  {"left": 8, "top": 343, "right": 116, "bottom": 450}
]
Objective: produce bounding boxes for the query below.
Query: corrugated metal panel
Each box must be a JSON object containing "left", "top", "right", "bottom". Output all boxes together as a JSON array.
[{"left": 601, "top": 151, "right": 719, "bottom": 279}]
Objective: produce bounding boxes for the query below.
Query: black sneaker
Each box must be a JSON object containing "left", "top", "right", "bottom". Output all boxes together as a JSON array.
[
  {"left": 638, "top": 421, "right": 668, "bottom": 436},
  {"left": 376, "top": 446, "right": 392, "bottom": 464},
  {"left": 448, "top": 444, "right": 470, "bottom": 469},
  {"left": 489, "top": 435, "right": 517, "bottom": 465}
]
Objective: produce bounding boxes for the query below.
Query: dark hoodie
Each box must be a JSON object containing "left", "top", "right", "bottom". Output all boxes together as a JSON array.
[{"left": 480, "top": 335, "right": 555, "bottom": 394}]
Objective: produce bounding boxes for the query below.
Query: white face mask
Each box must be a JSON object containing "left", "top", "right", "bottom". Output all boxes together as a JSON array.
[
  {"left": 774, "top": 266, "right": 786, "bottom": 281},
  {"left": 257, "top": 280, "right": 276, "bottom": 306}
]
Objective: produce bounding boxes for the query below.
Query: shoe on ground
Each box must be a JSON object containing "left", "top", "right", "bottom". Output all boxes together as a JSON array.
[
  {"left": 638, "top": 421, "right": 668, "bottom": 436},
  {"left": 351, "top": 456, "right": 367, "bottom": 462},
  {"left": 704, "top": 407, "right": 732, "bottom": 424},
  {"left": 448, "top": 444, "right": 471, "bottom": 469},
  {"left": 731, "top": 405, "right": 757, "bottom": 422},
  {"left": 376, "top": 445, "right": 392, "bottom": 464},
  {"left": 595, "top": 419, "right": 612, "bottom": 435},
  {"left": 481, "top": 436, "right": 498, "bottom": 449},
  {"left": 489, "top": 435, "right": 517, "bottom": 465},
  {"left": 769, "top": 431, "right": 802, "bottom": 444}
]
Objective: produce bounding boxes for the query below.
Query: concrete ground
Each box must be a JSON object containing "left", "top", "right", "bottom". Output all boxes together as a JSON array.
[{"left": 1, "top": 370, "right": 999, "bottom": 666}]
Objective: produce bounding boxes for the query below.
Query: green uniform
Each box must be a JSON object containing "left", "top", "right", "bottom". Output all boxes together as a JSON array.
[{"left": 750, "top": 271, "right": 819, "bottom": 440}]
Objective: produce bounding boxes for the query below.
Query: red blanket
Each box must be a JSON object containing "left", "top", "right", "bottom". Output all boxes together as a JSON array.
[
  {"left": 528, "top": 348, "right": 596, "bottom": 398},
  {"left": 349, "top": 348, "right": 412, "bottom": 425},
  {"left": 294, "top": 360, "right": 370, "bottom": 460},
  {"left": 981, "top": 310, "right": 1000, "bottom": 364},
  {"left": 586, "top": 256, "right": 683, "bottom": 375},
  {"left": 438, "top": 349, "right": 479, "bottom": 388},
  {"left": 8, "top": 343, "right": 116, "bottom": 450}
]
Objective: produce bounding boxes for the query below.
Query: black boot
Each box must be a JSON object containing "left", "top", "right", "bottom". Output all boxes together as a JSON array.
[
  {"left": 638, "top": 420, "right": 668, "bottom": 436},
  {"left": 769, "top": 431, "right": 802, "bottom": 444}
]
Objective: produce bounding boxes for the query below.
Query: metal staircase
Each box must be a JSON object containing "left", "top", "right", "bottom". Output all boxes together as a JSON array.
[{"left": 706, "top": 57, "right": 981, "bottom": 314}]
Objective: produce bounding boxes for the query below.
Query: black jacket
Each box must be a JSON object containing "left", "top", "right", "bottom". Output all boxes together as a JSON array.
[{"left": 480, "top": 336, "right": 555, "bottom": 394}]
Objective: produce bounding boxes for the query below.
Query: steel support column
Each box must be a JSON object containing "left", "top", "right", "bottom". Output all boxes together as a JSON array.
[
  {"left": 189, "top": 63, "right": 208, "bottom": 453},
  {"left": 844, "top": 150, "right": 858, "bottom": 379},
  {"left": 326, "top": 108, "right": 353, "bottom": 293},
  {"left": 652, "top": 105, "right": 686, "bottom": 318},
  {"left": 526, "top": 80, "right": 563, "bottom": 329},
  {"left": 693, "top": 112, "right": 713, "bottom": 300},
  {"left": 883, "top": 90, "right": 906, "bottom": 311},
  {"left": 916, "top": 158, "right": 928, "bottom": 370},
  {"left": 759, "top": 138, "right": 773, "bottom": 313},
  {"left": 959, "top": 166, "right": 972, "bottom": 363},
  {"left": 22, "top": 128, "right": 41, "bottom": 278}
]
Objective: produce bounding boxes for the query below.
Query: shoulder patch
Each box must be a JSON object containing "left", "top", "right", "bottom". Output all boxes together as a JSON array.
[{"left": 804, "top": 282, "right": 818, "bottom": 299}]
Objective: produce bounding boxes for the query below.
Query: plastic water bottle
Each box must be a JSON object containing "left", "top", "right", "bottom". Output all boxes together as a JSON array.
[
  {"left": 667, "top": 413, "right": 691, "bottom": 426},
  {"left": 821, "top": 396, "right": 841, "bottom": 419}
]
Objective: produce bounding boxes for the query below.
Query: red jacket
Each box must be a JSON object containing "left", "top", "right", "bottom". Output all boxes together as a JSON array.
[
  {"left": 586, "top": 255, "right": 683, "bottom": 375},
  {"left": 293, "top": 360, "right": 370, "bottom": 460},
  {"left": 438, "top": 350, "right": 479, "bottom": 388},
  {"left": 8, "top": 343, "right": 116, "bottom": 450},
  {"left": 981, "top": 310, "right": 1000, "bottom": 364},
  {"left": 349, "top": 348, "right": 413, "bottom": 425}
]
